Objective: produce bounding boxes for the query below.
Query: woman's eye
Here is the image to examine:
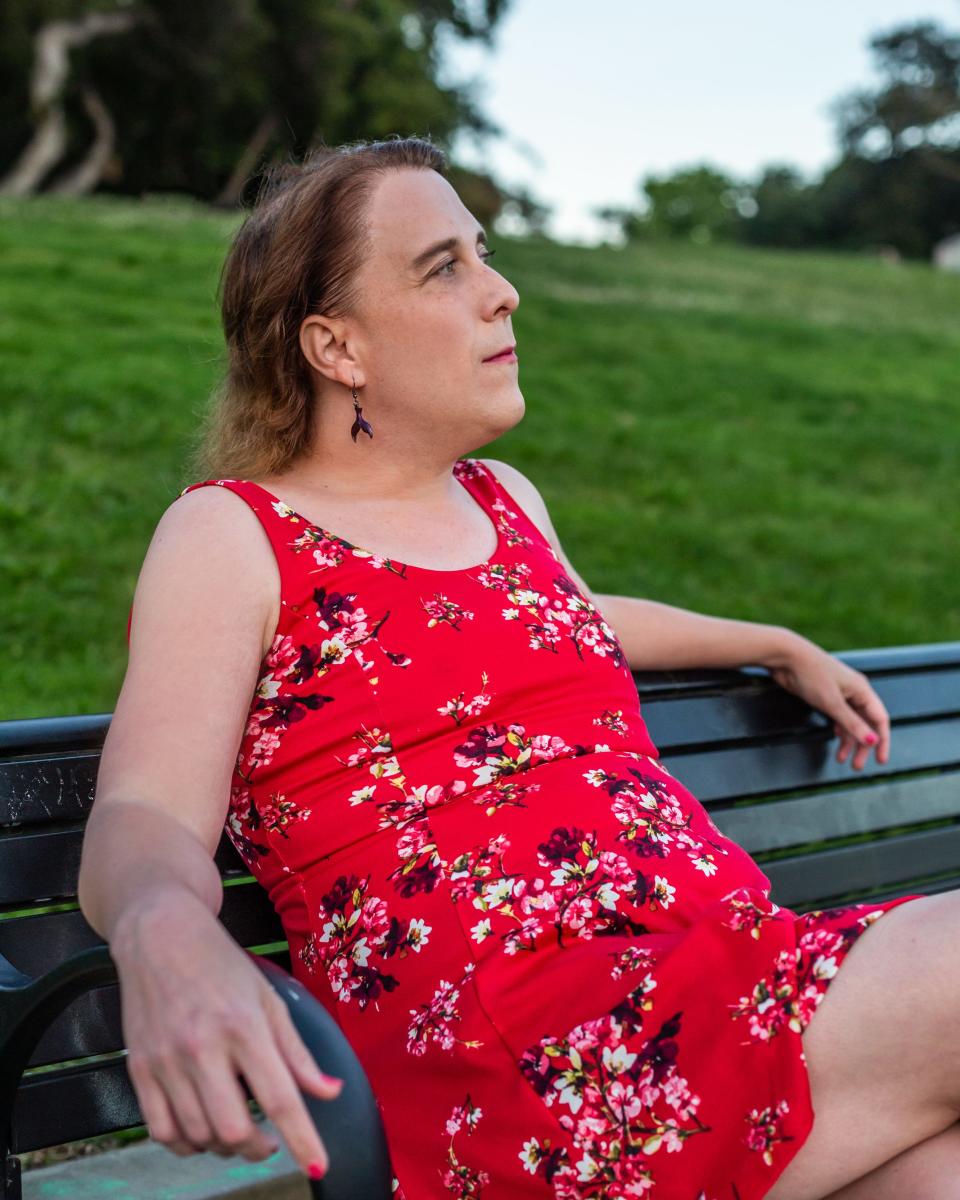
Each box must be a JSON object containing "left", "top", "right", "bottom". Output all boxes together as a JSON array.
[{"left": 434, "top": 248, "right": 497, "bottom": 277}]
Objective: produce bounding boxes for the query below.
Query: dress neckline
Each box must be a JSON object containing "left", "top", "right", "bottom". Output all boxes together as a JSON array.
[{"left": 240, "top": 457, "right": 505, "bottom": 576}]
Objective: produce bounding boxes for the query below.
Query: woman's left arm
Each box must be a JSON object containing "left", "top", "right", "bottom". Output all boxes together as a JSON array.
[
  {"left": 595, "top": 592, "right": 889, "bottom": 771},
  {"left": 475, "top": 460, "right": 889, "bottom": 773}
]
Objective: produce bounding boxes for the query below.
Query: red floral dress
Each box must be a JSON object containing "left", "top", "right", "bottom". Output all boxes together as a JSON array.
[{"left": 169, "top": 458, "right": 922, "bottom": 1199}]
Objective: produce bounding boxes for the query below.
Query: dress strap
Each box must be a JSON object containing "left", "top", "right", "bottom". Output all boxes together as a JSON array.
[{"left": 459, "top": 457, "right": 559, "bottom": 562}]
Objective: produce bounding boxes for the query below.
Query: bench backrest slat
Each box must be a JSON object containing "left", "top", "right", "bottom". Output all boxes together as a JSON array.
[
  {"left": 713, "top": 774, "right": 960, "bottom": 852},
  {"left": 762, "top": 824, "right": 960, "bottom": 908},
  {"left": 657, "top": 716, "right": 960, "bottom": 802}
]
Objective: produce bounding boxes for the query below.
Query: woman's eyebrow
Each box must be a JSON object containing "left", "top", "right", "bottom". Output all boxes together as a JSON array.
[{"left": 409, "top": 227, "right": 487, "bottom": 272}]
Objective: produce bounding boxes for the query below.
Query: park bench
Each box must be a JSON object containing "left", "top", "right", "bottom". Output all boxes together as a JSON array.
[{"left": 1, "top": 640, "right": 958, "bottom": 1200}]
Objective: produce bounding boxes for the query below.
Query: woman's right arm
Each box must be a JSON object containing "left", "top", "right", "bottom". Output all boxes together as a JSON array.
[{"left": 77, "top": 487, "right": 341, "bottom": 1179}]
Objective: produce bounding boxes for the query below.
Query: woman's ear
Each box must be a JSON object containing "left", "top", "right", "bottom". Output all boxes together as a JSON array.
[{"left": 299, "top": 313, "right": 363, "bottom": 389}]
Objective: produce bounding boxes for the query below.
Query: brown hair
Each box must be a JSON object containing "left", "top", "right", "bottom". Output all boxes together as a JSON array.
[{"left": 184, "top": 135, "right": 448, "bottom": 482}]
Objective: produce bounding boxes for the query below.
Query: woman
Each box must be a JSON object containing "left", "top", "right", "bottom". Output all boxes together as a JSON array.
[{"left": 77, "top": 136, "right": 958, "bottom": 1200}]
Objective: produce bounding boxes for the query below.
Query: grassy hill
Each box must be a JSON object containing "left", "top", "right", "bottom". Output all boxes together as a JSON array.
[{"left": 2, "top": 193, "right": 959, "bottom": 720}]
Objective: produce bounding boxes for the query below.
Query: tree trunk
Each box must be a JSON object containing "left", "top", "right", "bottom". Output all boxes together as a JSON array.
[
  {"left": 47, "top": 86, "right": 117, "bottom": 196},
  {"left": 0, "top": 10, "right": 138, "bottom": 197},
  {"left": 214, "top": 112, "right": 280, "bottom": 208}
]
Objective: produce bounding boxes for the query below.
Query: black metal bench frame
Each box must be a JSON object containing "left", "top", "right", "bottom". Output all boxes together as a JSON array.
[{"left": 2, "top": 641, "right": 958, "bottom": 1199}]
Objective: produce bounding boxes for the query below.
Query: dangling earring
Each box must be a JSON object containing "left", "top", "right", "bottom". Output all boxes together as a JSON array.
[{"left": 350, "top": 377, "right": 373, "bottom": 442}]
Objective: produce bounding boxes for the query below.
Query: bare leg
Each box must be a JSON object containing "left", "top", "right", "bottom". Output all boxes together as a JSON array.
[
  {"left": 821, "top": 1121, "right": 960, "bottom": 1200},
  {"left": 764, "top": 891, "right": 960, "bottom": 1200}
]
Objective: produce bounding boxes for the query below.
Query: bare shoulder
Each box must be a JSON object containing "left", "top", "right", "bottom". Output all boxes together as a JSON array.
[
  {"left": 140, "top": 485, "right": 281, "bottom": 660},
  {"left": 94, "top": 485, "right": 284, "bottom": 863}
]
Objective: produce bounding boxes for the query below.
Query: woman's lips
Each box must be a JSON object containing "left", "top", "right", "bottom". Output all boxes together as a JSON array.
[{"left": 483, "top": 349, "right": 518, "bottom": 363}]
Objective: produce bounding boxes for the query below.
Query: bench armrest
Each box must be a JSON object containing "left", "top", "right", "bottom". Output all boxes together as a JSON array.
[{"left": 0, "top": 946, "right": 393, "bottom": 1199}]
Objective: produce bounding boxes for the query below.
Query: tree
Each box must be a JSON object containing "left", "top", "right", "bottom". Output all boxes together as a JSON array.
[
  {"left": 604, "top": 164, "right": 746, "bottom": 244},
  {"left": 0, "top": 0, "right": 519, "bottom": 210},
  {"left": 738, "top": 165, "right": 825, "bottom": 249},
  {"left": 832, "top": 21, "right": 960, "bottom": 159},
  {"left": 824, "top": 20, "right": 960, "bottom": 256}
]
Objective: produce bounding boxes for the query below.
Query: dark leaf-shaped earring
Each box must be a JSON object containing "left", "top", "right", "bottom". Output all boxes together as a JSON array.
[{"left": 350, "top": 379, "right": 373, "bottom": 442}]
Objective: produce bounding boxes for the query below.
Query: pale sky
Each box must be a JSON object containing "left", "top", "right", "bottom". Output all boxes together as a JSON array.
[{"left": 439, "top": 1, "right": 960, "bottom": 243}]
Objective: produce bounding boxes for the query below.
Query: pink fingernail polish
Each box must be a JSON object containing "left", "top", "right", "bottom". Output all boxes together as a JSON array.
[
  {"left": 307, "top": 1161, "right": 327, "bottom": 1180},
  {"left": 865, "top": 732, "right": 878, "bottom": 745}
]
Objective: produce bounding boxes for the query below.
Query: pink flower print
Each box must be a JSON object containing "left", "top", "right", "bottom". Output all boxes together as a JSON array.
[
  {"left": 608, "top": 944, "right": 659, "bottom": 983},
  {"left": 797, "top": 925, "right": 844, "bottom": 985},
  {"left": 472, "top": 777, "right": 542, "bottom": 816},
  {"left": 453, "top": 721, "right": 575, "bottom": 789},
  {"left": 528, "top": 732, "right": 574, "bottom": 763},
  {"left": 722, "top": 888, "right": 783, "bottom": 940},
  {"left": 593, "top": 708, "right": 629, "bottom": 736},
  {"left": 527, "top": 620, "right": 562, "bottom": 653},
  {"left": 519, "top": 1006, "right": 708, "bottom": 1196},
  {"left": 477, "top": 560, "right": 533, "bottom": 594},
  {"left": 441, "top": 1094, "right": 490, "bottom": 1197},
  {"left": 743, "top": 1099, "right": 793, "bottom": 1166},
  {"left": 437, "top": 672, "right": 492, "bottom": 726},
  {"left": 407, "top": 964, "right": 484, "bottom": 1057},
  {"left": 299, "top": 874, "right": 426, "bottom": 1010},
  {"left": 549, "top": 575, "right": 627, "bottom": 667},
  {"left": 423, "top": 595, "right": 475, "bottom": 631},
  {"left": 257, "top": 791, "right": 312, "bottom": 839},
  {"left": 338, "top": 724, "right": 395, "bottom": 770},
  {"left": 490, "top": 496, "right": 533, "bottom": 550},
  {"left": 729, "top": 948, "right": 822, "bottom": 1041}
]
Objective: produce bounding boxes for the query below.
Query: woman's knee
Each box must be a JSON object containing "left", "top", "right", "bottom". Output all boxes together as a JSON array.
[{"left": 801, "top": 892, "right": 960, "bottom": 1115}]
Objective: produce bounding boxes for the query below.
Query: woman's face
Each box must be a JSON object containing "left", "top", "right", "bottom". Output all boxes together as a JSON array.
[{"left": 325, "top": 167, "right": 523, "bottom": 450}]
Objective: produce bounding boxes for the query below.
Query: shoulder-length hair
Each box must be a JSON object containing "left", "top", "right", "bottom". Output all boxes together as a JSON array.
[{"left": 186, "top": 135, "right": 448, "bottom": 482}]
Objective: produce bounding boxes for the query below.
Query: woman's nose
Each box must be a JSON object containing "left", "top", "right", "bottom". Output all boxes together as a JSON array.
[{"left": 488, "top": 270, "right": 519, "bottom": 317}]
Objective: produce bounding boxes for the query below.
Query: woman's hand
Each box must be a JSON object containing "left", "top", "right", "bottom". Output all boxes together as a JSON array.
[
  {"left": 765, "top": 632, "right": 890, "bottom": 770},
  {"left": 109, "top": 889, "right": 341, "bottom": 1179}
]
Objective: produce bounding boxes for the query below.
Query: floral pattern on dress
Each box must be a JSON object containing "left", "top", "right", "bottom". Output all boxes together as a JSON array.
[
  {"left": 297, "top": 872, "right": 431, "bottom": 1010},
  {"left": 172, "top": 462, "right": 927, "bottom": 1200},
  {"left": 518, "top": 986, "right": 707, "bottom": 1198},
  {"left": 729, "top": 905, "right": 888, "bottom": 1042}
]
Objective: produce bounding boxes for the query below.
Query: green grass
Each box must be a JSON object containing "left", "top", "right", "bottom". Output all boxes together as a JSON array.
[{"left": 2, "top": 193, "right": 959, "bottom": 720}]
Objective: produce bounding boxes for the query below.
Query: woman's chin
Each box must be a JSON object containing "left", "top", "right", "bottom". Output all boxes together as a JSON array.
[{"left": 487, "top": 388, "right": 525, "bottom": 436}]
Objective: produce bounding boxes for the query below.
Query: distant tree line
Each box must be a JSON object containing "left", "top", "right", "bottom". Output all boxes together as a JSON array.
[
  {"left": 0, "top": 0, "right": 551, "bottom": 232},
  {"left": 597, "top": 22, "right": 960, "bottom": 260}
]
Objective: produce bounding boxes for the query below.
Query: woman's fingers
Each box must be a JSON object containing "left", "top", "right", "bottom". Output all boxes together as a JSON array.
[
  {"left": 183, "top": 1038, "right": 283, "bottom": 1161},
  {"left": 262, "top": 985, "right": 345, "bottom": 1098},
  {"left": 127, "top": 1050, "right": 204, "bottom": 1158},
  {"left": 847, "top": 686, "right": 891, "bottom": 765},
  {"left": 830, "top": 701, "right": 887, "bottom": 771},
  {"left": 128, "top": 1022, "right": 280, "bottom": 1162},
  {"left": 833, "top": 722, "right": 855, "bottom": 765},
  {"left": 233, "top": 1016, "right": 340, "bottom": 1180}
]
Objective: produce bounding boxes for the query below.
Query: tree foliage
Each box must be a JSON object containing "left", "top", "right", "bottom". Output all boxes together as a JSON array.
[
  {"left": 0, "top": 0, "right": 549, "bottom": 230},
  {"left": 605, "top": 18, "right": 960, "bottom": 260}
]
